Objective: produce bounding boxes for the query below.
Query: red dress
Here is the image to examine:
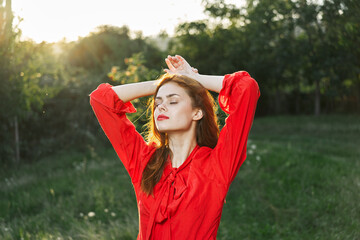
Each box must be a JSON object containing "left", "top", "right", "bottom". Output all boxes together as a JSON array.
[{"left": 90, "top": 71, "right": 260, "bottom": 240}]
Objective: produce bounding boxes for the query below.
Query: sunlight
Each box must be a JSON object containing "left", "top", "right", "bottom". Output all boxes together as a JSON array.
[{"left": 12, "top": 0, "right": 212, "bottom": 43}]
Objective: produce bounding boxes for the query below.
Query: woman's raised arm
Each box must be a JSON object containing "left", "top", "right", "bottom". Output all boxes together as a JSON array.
[
  {"left": 112, "top": 54, "right": 224, "bottom": 103},
  {"left": 111, "top": 80, "right": 160, "bottom": 103}
]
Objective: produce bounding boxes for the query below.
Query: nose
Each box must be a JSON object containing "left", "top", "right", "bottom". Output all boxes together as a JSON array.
[{"left": 157, "top": 102, "right": 167, "bottom": 112}]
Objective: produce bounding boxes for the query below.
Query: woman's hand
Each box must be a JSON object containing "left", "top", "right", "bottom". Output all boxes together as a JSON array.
[
  {"left": 164, "top": 55, "right": 199, "bottom": 78},
  {"left": 164, "top": 54, "right": 224, "bottom": 93}
]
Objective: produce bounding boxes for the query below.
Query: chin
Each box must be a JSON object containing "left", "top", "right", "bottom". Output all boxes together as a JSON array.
[
  {"left": 155, "top": 122, "right": 171, "bottom": 132},
  {"left": 156, "top": 126, "right": 175, "bottom": 133},
  {"left": 157, "top": 128, "right": 167, "bottom": 133},
  {"left": 155, "top": 124, "right": 167, "bottom": 133}
]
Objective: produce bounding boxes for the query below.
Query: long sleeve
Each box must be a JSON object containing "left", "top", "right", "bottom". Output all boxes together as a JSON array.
[
  {"left": 89, "top": 83, "right": 154, "bottom": 183},
  {"left": 210, "top": 71, "right": 260, "bottom": 186}
]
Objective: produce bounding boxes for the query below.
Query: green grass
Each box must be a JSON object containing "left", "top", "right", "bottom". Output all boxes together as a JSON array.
[{"left": 1, "top": 115, "right": 359, "bottom": 239}]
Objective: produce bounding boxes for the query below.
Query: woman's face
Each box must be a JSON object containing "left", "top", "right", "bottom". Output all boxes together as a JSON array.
[{"left": 154, "top": 82, "right": 201, "bottom": 133}]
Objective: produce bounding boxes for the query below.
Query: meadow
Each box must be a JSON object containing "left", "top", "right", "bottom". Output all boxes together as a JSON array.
[{"left": 1, "top": 115, "right": 359, "bottom": 240}]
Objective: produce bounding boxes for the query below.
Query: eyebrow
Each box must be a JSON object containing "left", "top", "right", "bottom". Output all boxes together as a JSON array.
[{"left": 155, "top": 94, "right": 180, "bottom": 100}]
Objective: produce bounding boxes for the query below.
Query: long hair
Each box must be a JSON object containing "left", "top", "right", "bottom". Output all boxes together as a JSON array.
[{"left": 141, "top": 74, "right": 219, "bottom": 195}]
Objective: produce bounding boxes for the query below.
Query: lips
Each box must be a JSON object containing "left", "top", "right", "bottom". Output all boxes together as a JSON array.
[{"left": 157, "top": 114, "right": 169, "bottom": 121}]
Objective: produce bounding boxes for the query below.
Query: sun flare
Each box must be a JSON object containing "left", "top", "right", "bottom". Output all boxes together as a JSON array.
[{"left": 12, "top": 0, "right": 215, "bottom": 43}]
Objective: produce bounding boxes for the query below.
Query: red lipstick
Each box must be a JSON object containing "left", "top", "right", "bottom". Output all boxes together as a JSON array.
[{"left": 157, "top": 114, "right": 169, "bottom": 121}]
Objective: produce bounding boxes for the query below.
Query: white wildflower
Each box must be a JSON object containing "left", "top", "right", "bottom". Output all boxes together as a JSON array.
[{"left": 88, "top": 212, "right": 95, "bottom": 217}]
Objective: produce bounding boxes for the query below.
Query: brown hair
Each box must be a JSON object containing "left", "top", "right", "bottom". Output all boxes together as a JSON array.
[{"left": 141, "top": 74, "right": 219, "bottom": 195}]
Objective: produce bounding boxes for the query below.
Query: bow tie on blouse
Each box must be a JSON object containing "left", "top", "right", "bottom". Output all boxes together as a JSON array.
[
  {"left": 156, "top": 168, "right": 187, "bottom": 222},
  {"left": 145, "top": 145, "right": 199, "bottom": 240}
]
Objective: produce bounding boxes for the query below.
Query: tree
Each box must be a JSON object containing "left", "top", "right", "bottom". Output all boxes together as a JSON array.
[
  {"left": 107, "top": 52, "right": 162, "bottom": 133},
  {"left": 66, "top": 25, "right": 164, "bottom": 74},
  {"left": 0, "top": 0, "right": 66, "bottom": 163},
  {"left": 0, "top": 0, "right": 21, "bottom": 163},
  {"left": 320, "top": 0, "right": 360, "bottom": 112},
  {"left": 198, "top": 0, "right": 360, "bottom": 115}
]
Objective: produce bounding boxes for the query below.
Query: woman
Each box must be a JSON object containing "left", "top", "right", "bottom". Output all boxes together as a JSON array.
[{"left": 90, "top": 55, "right": 260, "bottom": 240}]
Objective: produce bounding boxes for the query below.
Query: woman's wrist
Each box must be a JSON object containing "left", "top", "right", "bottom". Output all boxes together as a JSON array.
[
  {"left": 112, "top": 80, "right": 159, "bottom": 102},
  {"left": 194, "top": 74, "right": 224, "bottom": 93}
]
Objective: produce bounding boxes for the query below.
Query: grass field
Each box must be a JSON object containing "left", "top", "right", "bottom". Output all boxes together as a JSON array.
[{"left": 1, "top": 115, "right": 359, "bottom": 240}]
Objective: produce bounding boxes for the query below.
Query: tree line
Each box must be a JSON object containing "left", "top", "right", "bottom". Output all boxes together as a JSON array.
[{"left": 1, "top": 0, "right": 359, "bottom": 164}]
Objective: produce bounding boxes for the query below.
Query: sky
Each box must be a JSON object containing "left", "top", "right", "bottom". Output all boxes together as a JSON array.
[{"left": 11, "top": 0, "right": 243, "bottom": 43}]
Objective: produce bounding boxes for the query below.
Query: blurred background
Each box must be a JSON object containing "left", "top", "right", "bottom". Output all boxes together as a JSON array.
[{"left": 1, "top": 0, "right": 359, "bottom": 239}]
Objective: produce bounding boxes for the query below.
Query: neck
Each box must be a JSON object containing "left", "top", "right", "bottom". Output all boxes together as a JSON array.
[{"left": 168, "top": 130, "right": 197, "bottom": 168}]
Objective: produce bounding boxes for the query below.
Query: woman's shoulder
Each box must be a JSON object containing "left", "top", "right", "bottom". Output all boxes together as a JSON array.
[
  {"left": 139, "top": 142, "right": 158, "bottom": 159},
  {"left": 194, "top": 145, "right": 213, "bottom": 159}
]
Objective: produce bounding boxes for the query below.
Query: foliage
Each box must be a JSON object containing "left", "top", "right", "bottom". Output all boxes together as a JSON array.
[
  {"left": 1, "top": 0, "right": 359, "bottom": 165},
  {"left": 0, "top": 21, "right": 166, "bottom": 164},
  {"left": 172, "top": 0, "right": 360, "bottom": 115},
  {"left": 66, "top": 25, "right": 164, "bottom": 73},
  {"left": 107, "top": 52, "right": 163, "bottom": 133},
  {"left": 0, "top": 0, "right": 18, "bottom": 161}
]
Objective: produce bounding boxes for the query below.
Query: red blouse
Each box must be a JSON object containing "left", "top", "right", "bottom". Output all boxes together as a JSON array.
[{"left": 90, "top": 71, "right": 260, "bottom": 240}]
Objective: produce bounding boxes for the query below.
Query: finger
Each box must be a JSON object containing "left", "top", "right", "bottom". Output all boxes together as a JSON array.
[
  {"left": 165, "top": 58, "right": 176, "bottom": 71},
  {"left": 175, "top": 55, "right": 184, "bottom": 64},
  {"left": 167, "top": 55, "right": 174, "bottom": 63},
  {"left": 175, "top": 55, "right": 185, "bottom": 61},
  {"left": 167, "top": 56, "right": 179, "bottom": 68},
  {"left": 170, "top": 56, "right": 180, "bottom": 67},
  {"left": 167, "top": 55, "right": 176, "bottom": 64},
  {"left": 171, "top": 60, "right": 181, "bottom": 69}
]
